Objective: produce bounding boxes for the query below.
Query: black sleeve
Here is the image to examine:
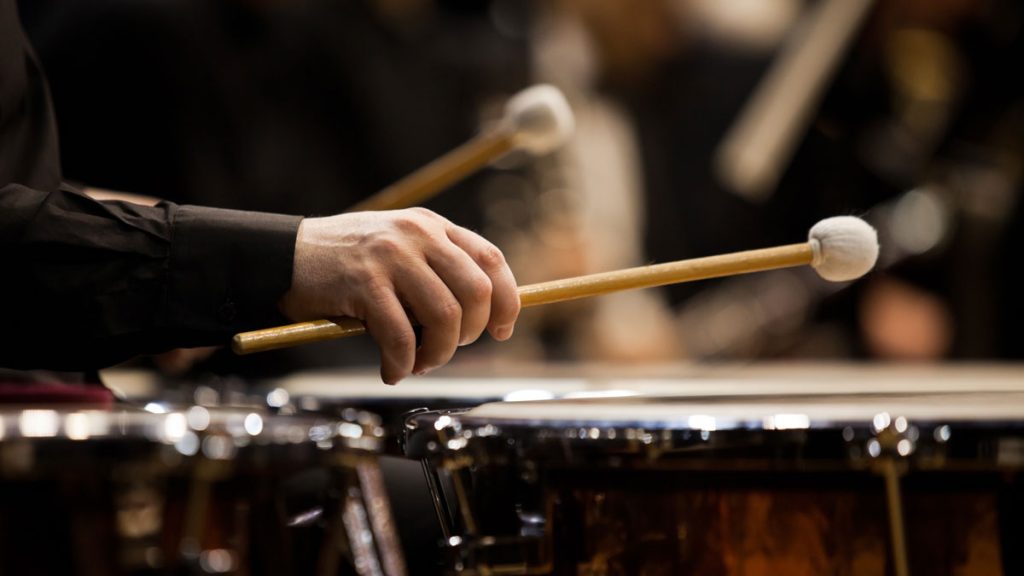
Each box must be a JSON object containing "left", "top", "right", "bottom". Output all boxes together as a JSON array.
[{"left": 0, "top": 184, "right": 301, "bottom": 370}]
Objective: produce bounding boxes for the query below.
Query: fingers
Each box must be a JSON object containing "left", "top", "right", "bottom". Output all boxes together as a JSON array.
[
  {"left": 284, "top": 210, "right": 519, "bottom": 385},
  {"left": 446, "top": 225, "right": 521, "bottom": 340},
  {"left": 426, "top": 241, "right": 493, "bottom": 346},
  {"left": 395, "top": 263, "right": 462, "bottom": 375},
  {"left": 381, "top": 219, "right": 519, "bottom": 380},
  {"left": 361, "top": 281, "right": 417, "bottom": 385}
]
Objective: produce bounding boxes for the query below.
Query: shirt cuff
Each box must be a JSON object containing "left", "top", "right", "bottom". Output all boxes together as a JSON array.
[{"left": 166, "top": 205, "right": 301, "bottom": 335}]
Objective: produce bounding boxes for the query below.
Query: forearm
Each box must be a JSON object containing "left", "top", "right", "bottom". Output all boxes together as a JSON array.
[{"left": 0, "top": 184, "right": 300, "bottom": 370}]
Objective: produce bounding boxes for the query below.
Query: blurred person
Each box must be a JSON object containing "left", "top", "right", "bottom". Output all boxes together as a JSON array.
[
  {"left": 830, "top": 0, "right": 1024, "bottom": 359},
  {"left": 1, "top": 0, "right": 521, "bottom": 386},
  {"left": 533, "top": 0, "right": 1024, "bottom": 361},
  {"left": 484, "top": 0, "right": 686, "bottom": 363},
  {"left": 507, "top": 0, "right": 839, "bottom": 361}
]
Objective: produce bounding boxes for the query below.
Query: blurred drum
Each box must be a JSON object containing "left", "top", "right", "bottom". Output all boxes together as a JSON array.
[
  {"left": 0, "top": 406, "right": 405, "bottom": 576},
  {"left": 258, "top": 370, "right": 600, "bottom": 574},
  {"left": 406, "top": 390, "right": 1024, "bottom": 575},
  {"left": 99, "top": 367, "right": 600, "bottom": 574}
]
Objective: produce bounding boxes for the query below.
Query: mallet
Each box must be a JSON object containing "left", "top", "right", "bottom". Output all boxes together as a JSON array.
[
  {"left": 347, "top": 84, "right": 574, "bottom": 213},
  {"left": 232, "top": 216, "right": 878, "bottom": 354}
]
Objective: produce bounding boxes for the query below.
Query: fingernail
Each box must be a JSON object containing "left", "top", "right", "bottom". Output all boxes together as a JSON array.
[
  {"left": 415, "top": 368, "right": 430, "bottom": 377},
  {"left": 495, "top": 324, "right": 514, "bottom": 340}
]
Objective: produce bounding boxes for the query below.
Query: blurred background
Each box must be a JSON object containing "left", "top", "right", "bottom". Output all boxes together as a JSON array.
[{"left": 17, "top": 0, "right": 1024, "bottom": 377}]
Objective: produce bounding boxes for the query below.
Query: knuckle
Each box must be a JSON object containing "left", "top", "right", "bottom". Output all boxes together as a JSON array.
[
  {"left": 469, "top": 273, "right": 493, "bottom": 303},
  {"left": 432, "top": 297, "right": 462, "bottom": 325},
  {"left": 387, "top": 329, "right": 416, "bottom": 353},
  {"left": 371, "top": 236, "right": 407, "bottom": 259},
  {"left": 408, "top": 207, "right": 434, "bottom": 219},
  {"left": 477, "top": 244, "right": 506, "bottom": 270},
  {"left": 395, "top": 208, "right": 437, "bottom": 234},
  {"left": 410, "top": 206, "right": 449, "bottom": 225},
  {"left": 393, "top": 215, "right": 423, "bottom": 235}
]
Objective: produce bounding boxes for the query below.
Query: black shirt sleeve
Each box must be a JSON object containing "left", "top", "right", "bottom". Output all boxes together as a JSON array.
[
  {"left": 2, "top": 1, "right": 302, "bottom": 371},
  {"left": 0, "top": 184, "right": 301, "bottom": 370}
]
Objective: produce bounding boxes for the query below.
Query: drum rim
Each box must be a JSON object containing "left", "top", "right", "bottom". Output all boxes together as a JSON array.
[
  {"left": 404, "top": 393, "right": 1024, "bottom": 466},
  {"left": 443, "top": 391, "right": 1024, "bottom": 430},
  {"left": 0, "top": 405, "right": 386, "bottom": 452}
]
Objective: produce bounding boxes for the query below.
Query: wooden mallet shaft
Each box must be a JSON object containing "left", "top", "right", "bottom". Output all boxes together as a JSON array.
[
  {"left": 232, "top": 243, "right": 814, "bottom": 355},
  {"left": 346, "top": 129, "right": 517, "bottom": 213},
  {"left": 347, "top": 84, "right": 573, "bottom": 213}
]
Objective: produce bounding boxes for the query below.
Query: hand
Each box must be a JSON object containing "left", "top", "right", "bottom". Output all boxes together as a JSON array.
[{"left": 279, "top": 208, "right": 520, "bottom": 384}]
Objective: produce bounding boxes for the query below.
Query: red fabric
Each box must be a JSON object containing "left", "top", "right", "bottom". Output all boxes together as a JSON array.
[{"left": 0, "top": 383, "right": 114, "bottom": 405}]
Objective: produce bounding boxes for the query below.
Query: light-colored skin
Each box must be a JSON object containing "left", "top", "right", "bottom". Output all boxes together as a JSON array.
[{"left": 280, "top": 208, "right": 521, "bottom": 384}]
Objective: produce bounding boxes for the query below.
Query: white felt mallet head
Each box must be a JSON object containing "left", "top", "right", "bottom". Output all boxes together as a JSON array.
[
  {"left": 808, "top": 216, "right": 879, "bottom": 281},
  {"left": 503, "top": 84, "right": 575, "bottom": 156}
]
